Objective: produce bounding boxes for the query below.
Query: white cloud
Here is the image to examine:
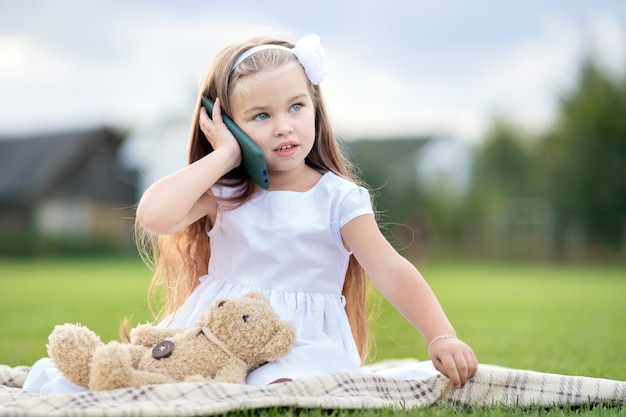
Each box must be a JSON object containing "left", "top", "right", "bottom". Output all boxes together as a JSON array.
[
  {"left": 588, "top": 12, "right": 626, "bottom": 78},
  {"left": 0, "top": 2, "right": 625, "bottom": 144},
  {"left": 0, "top": 11, "right": 292, "bottom": 132},
  {"left": 324, "top": 11, "right": 626, "bottom": 142}
]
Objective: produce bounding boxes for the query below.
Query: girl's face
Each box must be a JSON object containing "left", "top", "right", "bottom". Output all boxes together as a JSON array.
[{"left": 230, "top": 66, "right": 316, "bottom": 179}]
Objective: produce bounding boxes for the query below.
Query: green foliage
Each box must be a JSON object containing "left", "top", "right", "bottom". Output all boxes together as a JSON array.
[
  {"left": 350, "top": 56, "right": 626, "bottom": 259},
  {"left": 346, "top": 137, "right": 429, "bottom": 225},
  {"left": 422, "top": 56, "right": 626, "bottom": 260},
  {"left": 0, "top": 230, "right": 137, "bottom": 258},
  {"left": 469, "top": 119, "right": 535, "bottom": 201},
  {"left": 541, "top": 59, "right": 626, "bottom": 251},
  {"left": 346, "top": 56, "right": 626, "bottom": 260}
]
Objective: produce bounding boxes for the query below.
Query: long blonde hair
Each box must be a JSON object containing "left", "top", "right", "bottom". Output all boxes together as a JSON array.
[{"left": 136, "top": 36, "right": 371, "bottom": 362}]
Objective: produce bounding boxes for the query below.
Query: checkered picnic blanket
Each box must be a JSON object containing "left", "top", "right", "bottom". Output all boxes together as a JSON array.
[{"left": 0, "top": 361, "right": 624, "bottom": 416}]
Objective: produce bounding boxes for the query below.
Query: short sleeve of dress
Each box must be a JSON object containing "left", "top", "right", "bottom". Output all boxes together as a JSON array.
[
  {"left": 338, "top": 186, "right": 374, "bottom": 227},
  {"left": 211, "top": 182, "right": 240, "bottom": 200}
]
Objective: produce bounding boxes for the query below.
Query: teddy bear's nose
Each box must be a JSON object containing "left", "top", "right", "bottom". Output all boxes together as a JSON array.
[
  {"left": 218, "top": 301, "right": 226, "bottom": 307},
  {"left": 242, "top": 315, "right": 249, "bottom": 322}
]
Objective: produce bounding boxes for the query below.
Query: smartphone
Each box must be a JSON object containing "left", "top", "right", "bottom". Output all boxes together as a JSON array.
[{"left": 201, "top": 97, "right": 269, "bottom": 189}]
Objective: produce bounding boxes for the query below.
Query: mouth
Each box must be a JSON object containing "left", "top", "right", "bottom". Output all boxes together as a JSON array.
[
  {"left": 276, "top": 144, "right": 296, "bottom": 151},
  {"left": 273, "top": 142, "right": 299, "bottom": 158}
]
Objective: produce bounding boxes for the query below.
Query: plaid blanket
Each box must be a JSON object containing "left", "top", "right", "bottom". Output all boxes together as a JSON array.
[{"left": 0, "top": 361, "right": 624, "bottom": 416}]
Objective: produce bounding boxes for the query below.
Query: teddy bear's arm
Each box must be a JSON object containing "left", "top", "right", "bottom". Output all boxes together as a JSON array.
[
  {"left": 183, "top": 374, "right": 214, "bottom": 383},
  {"left": 89, "top": 342, "right": 174, "bottom": 391},
  {"left": 130, "top": 324, "right": 182, "bottom": 347},
  {"left": 213, "top": 359, "right": 249, "bottom": 384}
]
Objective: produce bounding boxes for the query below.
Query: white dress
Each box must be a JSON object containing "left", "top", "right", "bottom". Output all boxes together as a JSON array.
[
  {"left": 23, "top": 172, "right": 439, "bottom": 394},
  {"left": 161, "top": 172, "right": 374, "bottom": 385}
]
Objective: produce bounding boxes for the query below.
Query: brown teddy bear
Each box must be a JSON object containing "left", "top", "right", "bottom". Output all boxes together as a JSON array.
[{"left": 47, "top": 291, "right": 296, "bottom": 391}]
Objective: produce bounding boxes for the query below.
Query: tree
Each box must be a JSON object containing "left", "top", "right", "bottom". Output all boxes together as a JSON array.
[
  {"left": 464, "top": 118, "right": 545, "bottom": 258},
  {"left": 468, "top": 118, "right": 535, "bottom": 202},
  {"left": 540, "top": 59, "right": 626, "bottom": 253}
]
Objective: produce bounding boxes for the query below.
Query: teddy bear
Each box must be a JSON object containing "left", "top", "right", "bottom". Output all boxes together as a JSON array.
[{"left": 47, "top": 291, "right": 296, "bottom": 391}]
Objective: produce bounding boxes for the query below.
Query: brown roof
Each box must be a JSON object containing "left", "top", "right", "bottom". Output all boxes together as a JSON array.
[{"left": 0, "top": 127, "right": 135, "bottom": 206}]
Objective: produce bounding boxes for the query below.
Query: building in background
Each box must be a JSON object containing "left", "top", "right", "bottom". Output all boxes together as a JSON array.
[{"left": 0, "top": 127, "right": 137, "bottom": 256}]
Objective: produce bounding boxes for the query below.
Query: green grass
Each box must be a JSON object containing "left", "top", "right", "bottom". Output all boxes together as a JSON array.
[
  {"left": 0, "top": 258, "right": 155, "bottom": 365},
  {"left": 369, "top": 260, "right": 626, "bottom": 381},
  {"left": 1, "top": 258, "right": 625, "bottom": 416}
]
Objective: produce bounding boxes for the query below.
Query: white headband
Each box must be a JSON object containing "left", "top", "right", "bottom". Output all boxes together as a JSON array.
[{"left": 229, "top": 34, "right": 326, "bottom": 85}]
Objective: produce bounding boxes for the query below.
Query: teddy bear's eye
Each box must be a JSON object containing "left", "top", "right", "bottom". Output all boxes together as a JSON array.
[
  {"left": 242, "top": 315, "right": 249, "bottom": 322},
  {"left": 218, "top": 301, "right": 226, "bottom": 307}
]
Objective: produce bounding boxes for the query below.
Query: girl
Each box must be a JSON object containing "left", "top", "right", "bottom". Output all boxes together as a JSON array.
[
  {"left": 22, "top": 34, "right": 477, "bottom": 394},
  {"left": 135, "top": 34, "right": 477, "bottom": 388}
]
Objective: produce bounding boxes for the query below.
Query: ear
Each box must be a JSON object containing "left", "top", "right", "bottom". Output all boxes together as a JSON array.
[
  {"left": 259, "top": 322, "right": 296, "bottom": 362},
  {"left": 244, "top": 291, "right": 266, "bottom": 302},
  {"left": 213, "top": 298, "right": 229, "bottom": 308}
]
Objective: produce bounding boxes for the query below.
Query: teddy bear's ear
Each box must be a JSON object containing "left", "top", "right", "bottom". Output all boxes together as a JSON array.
[
  {"left": 259, "top": 322, "right": 296, "bottom": 362},
  {"left": 244, "top": 291, "right": 266, "bottom": 302}
]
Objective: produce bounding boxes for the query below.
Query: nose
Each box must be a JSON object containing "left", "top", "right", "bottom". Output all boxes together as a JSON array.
[{"left": 273, "top": 115, "right": 294, "bottom": 136}]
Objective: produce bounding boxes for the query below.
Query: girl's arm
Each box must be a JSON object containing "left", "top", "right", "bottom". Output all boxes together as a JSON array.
[
  {"left": 341, "top": 214, "right": 478, "bottom": 388},
  {"left": 137, "top": 100, "right": 241, "bottom": 235}
]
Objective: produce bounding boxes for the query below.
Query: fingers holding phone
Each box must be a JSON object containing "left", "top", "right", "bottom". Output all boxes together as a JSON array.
[
  {"left": 200, "top": 96, "right": 270, "bottom": 189},
  {"left": 199, "top": 98, "right": 241, "bottom": 160}
]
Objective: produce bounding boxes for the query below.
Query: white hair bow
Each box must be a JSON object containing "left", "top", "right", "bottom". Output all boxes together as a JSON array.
[{"left": 230, "top": 34, "right": 326, "bottom": 85}]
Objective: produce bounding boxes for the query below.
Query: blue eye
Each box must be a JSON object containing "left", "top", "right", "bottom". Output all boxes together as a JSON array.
[
  {"left": 254, "top": 113, "right": 269, "bottom": 121},
  {"left": 290, "top": 103, "right": 302, "bottom": 112}
]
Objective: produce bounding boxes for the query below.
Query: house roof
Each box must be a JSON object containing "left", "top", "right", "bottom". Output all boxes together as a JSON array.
[{"left": 0, "top": 127, "right": 128, "bottom": 206}]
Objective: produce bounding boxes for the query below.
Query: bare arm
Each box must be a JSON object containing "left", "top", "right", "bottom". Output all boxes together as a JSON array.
[
  {"left": 341, "top": 214, "right": 477, "bottom": 388},
  {"left": 136, "top": 147, "right": 237, "bottom": 234},
  {"left": 136, "top": 99, "right": 242, "bottom": 235}
]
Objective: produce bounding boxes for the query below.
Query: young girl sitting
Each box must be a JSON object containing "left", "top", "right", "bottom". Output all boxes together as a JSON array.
[
  {"left": 134, "top": 34, "right": 477, "bottom": 388},
  {"left": 23, "top": 34, "right": 477, "bottom": 394}
]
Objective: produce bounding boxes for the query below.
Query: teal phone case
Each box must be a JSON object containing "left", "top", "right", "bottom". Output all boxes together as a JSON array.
[{"left": 201, "top": 97, "right": 269, "bottom": 189}]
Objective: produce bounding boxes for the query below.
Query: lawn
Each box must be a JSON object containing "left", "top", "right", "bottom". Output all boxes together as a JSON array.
[
  {"left": 1, "top": 257, "right": 624, "bottom": 416},
  {"left": 369, "top": 260, "right": 626, "bottom": 381}
]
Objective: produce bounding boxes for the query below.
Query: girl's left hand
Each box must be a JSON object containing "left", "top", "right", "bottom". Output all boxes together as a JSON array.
[{"left": 429, "top": 338, "right": 478, "bottom": 389}]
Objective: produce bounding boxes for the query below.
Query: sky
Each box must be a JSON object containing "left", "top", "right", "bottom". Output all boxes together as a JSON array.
[{"left": 1, "top": 0, "right": 626, "bottom": 144}]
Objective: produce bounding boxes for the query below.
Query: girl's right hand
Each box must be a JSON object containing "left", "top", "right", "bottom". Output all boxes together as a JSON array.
[
  {"left": 137, "top": 97, "right": 243, "bottom": 235},
  {"left": 199, "top": 97, "right": 242, "bottom": 166}
]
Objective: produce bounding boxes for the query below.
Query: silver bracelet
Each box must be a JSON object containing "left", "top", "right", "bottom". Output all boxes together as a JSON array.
[{"left": 428, "top": 334, "right": 457, "bottom": 354}]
